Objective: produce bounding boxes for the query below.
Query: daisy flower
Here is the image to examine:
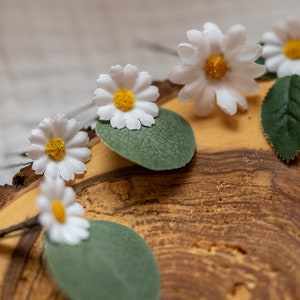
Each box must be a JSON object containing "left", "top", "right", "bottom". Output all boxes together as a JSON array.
[
  {"left": 27, "top": 113, "right": 91, "bottom": 181},
  {"left": 261, "top": 15, "right": 300, "bottom": 77},
  {"left": 93, "top": 64, "right": 159, "bottom": 130},
  {"left": 169, "top": 22, "right": 265, "bottom": 116},
  {"left": 37, "top": 177, "right": 90, "bottom": 245}
]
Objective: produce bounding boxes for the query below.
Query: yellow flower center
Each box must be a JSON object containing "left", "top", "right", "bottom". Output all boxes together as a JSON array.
[
  {"left": 284, "top": 39, "right": 300, "bottom": 60},
  {"left": 113, "top": 89, "right": 135, "bottom": 112},
  {"left": 52, "top": 200, "right": 66, "bottom": 223},
  {"left": 45, "top": 137, "right": 66, "bottom": 161},
  {"left": 205, "top": 54, "right": 227, "bottom": 80}
]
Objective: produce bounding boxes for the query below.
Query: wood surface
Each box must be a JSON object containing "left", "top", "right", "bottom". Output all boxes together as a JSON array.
[{"left": 1, "top": 79, "right": 300, "bottom": 300}]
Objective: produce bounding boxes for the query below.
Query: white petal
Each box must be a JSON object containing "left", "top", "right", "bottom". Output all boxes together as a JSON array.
[
  {"left": 62, "top": 118, "right": 80, "bottom": 142},
  {"left": 97, "top": 105, "right": 117, "bottom": 120},
  {"left": 215, "top": 86, "right": 248, "bottom": 115},
  {"left": 140, "top": 115, "right": 155, "bottom": 127},
  {"left": 61, "top": 229, "right": 81, "bottom": 245},
  {"left": 222, "top": 24, "right": 246, "bottom": 53},
  {"left": 277, "top": 59, "right": 295, "bottom": 77},
  {"left": 235, "top": 92, "right": 249, "bottom": 111},
  {"left": 62, "top": 223, "right": 89, "bottom": 245},
  {"left": 274, "top": 19, "right": 290, "bottom": 42},
  {"left": 52, "top": 177, "right": 67, "bottom": 199},
  {"left": 135, "top": 85, "right": 159, "bottom": 102},
  {"left": 39, "top": 179, "right": 54, "bottom": 200},
  {"left": 131, "top": 71, "right": 152, "bottom": 94},
  {"left": 178, "top": 78, "right": 206, "bottom": 103},
  {"left": 63, "top": 156, "right": 86, "bottom": 175},
  {"left": 262, "top": 45, "right": 283, "bottom": 58},
  {"left": 57, "top": 225, "right": 82, "bottom": 245},
  {"left": 110, "top": 112, "right": 126, "bottom": 129},
  {"left": 74, "top": 226, "right": 89, "bottom": 240},
  {"left": 177, "top": 43, "right": 200, "bottom": 65},
  {"left": 37, "top": 195, "right": 51, "bottom": 211},
  {"left": 66, "top": 202, "right": 85, "bottom": 216},
  {"left": 67, "top": 147, "right": 91, "bottom": 162},
  {"left": 57, "top": 161, "right": 74, "bottom": 181},
  {"left": 203, "top": 22, "right": 222, "bottom": 53},
  {"left": 48, "top": 223, "right": 65, "bottom": 244},
  {"left": 66, "top": 131, "right": 88, "bottom": 148},
  {"left": 194, "top": 85, "right": 215, "bottom": 116},
  {"left": 235, "top": 45, "right": 262, "bottom": 61},
  {"left": 227, "top": 72, "right": 260, "bottom": 93},
  {"left": 187, "top": 29, "right": 207, "bottom": 51},
  {"left": 135, "top": 110, "right": 155, "bottom": 127},
  {"left": 123, "top": 64, "right": 138, "bottom": 89},
  {"left": 38, "top": 213, "right": 54, "bottom": 228},
  {"left": 134, "top": 101, "right": 159, "bottom": 116},
  {"left": 32, "top": 156, "right": 49, "bottom": 174},
  {"left": 93, "top": 88, "right": 114, "bottom": 106},
  {"left": 39, "top": 117, "right": 54, "bottom": 138},
  {"left": 66, "top": 222, "right": 89, "bottom": 240},
  {"left": 67, "top": 217, "right": 90, "bottom": 229},
  {"left": 169, "top": 64, "right": 199, "bottom": 85},
  {"left": 124, "top": 113, "right": 141, "bottom": 130},
  {"left": 29, "top": 128, "right": 47, "bottom": 145},
  {"left": 261, "top": 31, "right": 284, "bottom": 46},
  {"left": 234, "top": 61, "right": 266, "bottom": 78},
  {"left": 265, "top": 54, "right": 285, "bottom": 72},
  {"left": 291, "top": 61, "right": 300, "bottom": 75},
  {"left": 215, "top": 87, "right": 237, "bottom": 115},
  {"left": 109, "top": 65, "right": 124, "bottom": 86},
  {"left": 52, "top": 114, "right": 68, "bottom": 138},
  {"left": 44, "top": 161, "right": 60, "bottom": 178},
  {"left": 62, "top": 186, "right": 76, "bottom": 206},
  {"left": 286, "top": 15, "right": 300, "bottom": 39},
  {"left": 26, "top": 145, "right": 44, "bottom": 160},
  {"left": 96, "top": 74, "right": 117, "bottom": 93}
]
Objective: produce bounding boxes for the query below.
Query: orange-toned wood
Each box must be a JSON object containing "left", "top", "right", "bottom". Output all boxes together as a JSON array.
[{"left": 1, "top": 80, "right": 300, "bottom": 300}]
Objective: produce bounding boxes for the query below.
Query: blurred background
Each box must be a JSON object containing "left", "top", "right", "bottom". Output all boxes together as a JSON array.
[{"left": 0, "top": 0, "right": 299, "bottom": 184}]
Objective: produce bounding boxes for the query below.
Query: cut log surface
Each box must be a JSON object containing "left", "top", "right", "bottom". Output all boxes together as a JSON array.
[{"left": 1, "top": 80, "right": 300, "bottom": 300}]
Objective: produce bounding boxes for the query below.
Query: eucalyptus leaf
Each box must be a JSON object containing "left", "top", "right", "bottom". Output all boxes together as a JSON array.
[
  {"left": 261, "top": 75, "right": 300, "bottom": 162},
  {"left": 44, "top": 220, "right": 160, "bottom": 300},
  {"left": 95, "top": 108, "right": 195, "bottom": 170}
]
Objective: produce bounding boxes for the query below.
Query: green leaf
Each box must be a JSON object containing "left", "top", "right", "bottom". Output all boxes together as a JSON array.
[
  {"left": 261, "top": 75, "right": 300, "bottom": 162},
  {"left": 44, "top": 220, "right": 160, "bottom": 300},
  {"left": 255, "top": 56, "right": 277, "bottom": 81},
  {"left": 95, "top": 108, "right": 195, "bottom": 170}
]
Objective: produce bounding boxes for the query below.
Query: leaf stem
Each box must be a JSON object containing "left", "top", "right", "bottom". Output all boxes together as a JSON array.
[{"left": 0, "top": 215, "right": 40, "bottom": 238}]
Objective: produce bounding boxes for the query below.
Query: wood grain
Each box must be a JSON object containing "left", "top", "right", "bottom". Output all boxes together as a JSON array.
[{"left": 1, "top": 80, "right": 300, "bottom": 300}]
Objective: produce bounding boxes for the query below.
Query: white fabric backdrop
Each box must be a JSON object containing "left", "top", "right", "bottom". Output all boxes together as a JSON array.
[{"left": 0, "top": 0, "right": 299, "bottom": 184}]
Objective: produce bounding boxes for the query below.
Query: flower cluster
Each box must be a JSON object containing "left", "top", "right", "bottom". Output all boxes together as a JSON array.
[
  {"left": 22, "top": 17, "right": 300, "bottom": 246},
  {"left": 26, "top": 64, "right": 161, "bottom": 245}
]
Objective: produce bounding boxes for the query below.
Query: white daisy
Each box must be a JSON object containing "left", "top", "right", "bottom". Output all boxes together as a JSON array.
[
  {"left": 37, "top": 177, "right": 90, "bottom": 245},
  {"left": 169, "top": 22, "right": 265, "bottom": 116},
  {"left": 262, "top": 15, "right": 300, "bottom": 77},
  {"left": 26, "top": 113, "right": 91, "bottom": 181},
  {"left": 93, "top": 64, "right": 159, "bottom": 130}
]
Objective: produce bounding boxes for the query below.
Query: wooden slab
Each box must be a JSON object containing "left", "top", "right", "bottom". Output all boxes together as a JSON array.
[{"left": 1, "top": 80, "right": 300, "bottom": 300}]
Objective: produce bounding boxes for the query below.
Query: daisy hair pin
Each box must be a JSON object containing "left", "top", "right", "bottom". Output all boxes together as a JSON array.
[{"left": 1, "top": 15, "right": 300, "bottom": 300}]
